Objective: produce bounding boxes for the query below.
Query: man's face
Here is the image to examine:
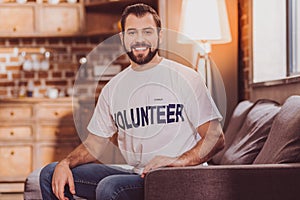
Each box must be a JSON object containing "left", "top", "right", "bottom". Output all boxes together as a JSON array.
[{"left": 122, "top": 13, "right": 160, "bottom": 65}]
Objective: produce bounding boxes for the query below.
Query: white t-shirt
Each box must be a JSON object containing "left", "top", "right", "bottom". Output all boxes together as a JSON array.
[{"left": 88, "top": 58, "right": 222, "bottom": 173}]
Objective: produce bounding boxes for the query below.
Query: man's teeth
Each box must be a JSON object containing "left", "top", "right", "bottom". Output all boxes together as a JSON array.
[{"left": 134, "top": 47, "right": 148, "bottom": 51}]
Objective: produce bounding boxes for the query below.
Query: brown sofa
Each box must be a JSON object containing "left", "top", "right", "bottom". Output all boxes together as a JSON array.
[
  {"left": 24, "top": 96, "right": 300, "bottom": 200},
  {"left": 144, "top": 95, "right": 300, "bottom": 200}
]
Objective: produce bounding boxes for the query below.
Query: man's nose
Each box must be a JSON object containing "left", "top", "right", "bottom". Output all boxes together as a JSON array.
[{"left": 136, "top": 31, "right": 145, "bottom": 42}]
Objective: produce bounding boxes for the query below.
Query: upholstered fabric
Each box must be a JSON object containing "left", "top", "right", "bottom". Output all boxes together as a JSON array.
[
  {"left": 145, "top": 164, "right": 300, "bottom": 200},
  {"left": 211, "top": 100, "right": 254, "bottom": 164},
  {"left": 24, "top": 168, "right": 42, "bottom": 200},
  {"left": 254, "top": 96, "right": 300, "bottom": 164},
  {"left": 220, "top": 99, "right": 280, "bottom": 164}
]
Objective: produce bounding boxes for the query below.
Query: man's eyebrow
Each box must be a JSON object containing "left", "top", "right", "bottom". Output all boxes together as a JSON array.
[
  {"left": 126, "top": 27, "right": 155, "bottom": 31},
  {"left": 127, "top": 28, "right": 137, "bottom": 32}
]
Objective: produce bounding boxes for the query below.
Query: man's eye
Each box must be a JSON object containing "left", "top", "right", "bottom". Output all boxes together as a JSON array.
[
  {"left": 144, "top": 30, "right": 153, "bottom": 35},
  {"left": 127, "top": 31, "right": 136, "bottom": 36}
]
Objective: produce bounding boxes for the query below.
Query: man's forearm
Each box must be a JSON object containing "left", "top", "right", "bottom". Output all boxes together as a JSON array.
[
  {"left": 175, "top": 133, "right": 224, "bottom": 166},
  {"left": 60, "top": 133, "right": 111, "bottom": 168},
  {"left": 61, "top": 143, "right": 97, "bottom": 168},
  {"left": 172, "top": 121, "right": 225, "bottom": 167}
]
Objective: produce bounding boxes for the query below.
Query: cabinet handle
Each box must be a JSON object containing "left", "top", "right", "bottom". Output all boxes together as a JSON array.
[
  {"left": 54, "top": 111, "right": 59, "bottom": 116},
  {"left": 13, "top": 27, "right": 17, "bottom": 32},
  {"left": 57, "top": 27, "right": 62, "bottom": 32},
  {"left": 10, "top": 131, "right": 14, "bottom": 136},
  {"left": 10, "top": 151, "right": 15, "bottom": 156},
  {"left": 10, "top": 111, "right": 14, "bottom": 116}
]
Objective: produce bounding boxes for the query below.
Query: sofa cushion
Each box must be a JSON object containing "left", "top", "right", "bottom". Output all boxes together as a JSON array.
[
  {"left": 211, "top": 100, "right": 254, "bottom": 164},
  {"left": 220, "top": 99, "right": 280, "bottom": 164},
  {"left": 254, "top": 95, "right": 300, "bottom": 164}
]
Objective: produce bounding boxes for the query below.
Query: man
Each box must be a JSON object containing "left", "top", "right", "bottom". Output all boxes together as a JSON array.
[{"left": 40, "top": 3, "right": 225, "bottom": 200}]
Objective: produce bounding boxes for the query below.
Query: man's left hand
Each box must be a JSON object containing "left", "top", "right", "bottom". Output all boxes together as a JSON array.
[{"left": 141, "top": 155, "right": 179, "bottom": 178}]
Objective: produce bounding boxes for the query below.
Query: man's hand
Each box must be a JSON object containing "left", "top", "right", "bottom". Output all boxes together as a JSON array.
[
  {"left": 51, "top": 160, "right": 75, "bottom": 200},
  {"left": 141, "top": 155, "right": 179, "bottom": 178}
]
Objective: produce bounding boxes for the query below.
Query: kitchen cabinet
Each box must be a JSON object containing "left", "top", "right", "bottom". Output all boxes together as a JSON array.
[
  {"left": 83, "top": 0, "right": 158, "bottom": 36},
  {"left": 0, "top": 98, "right": 80, "bottom": 193},
  {"left": 0, "top": 0, "right": 158, "bottom": 37},
  {"left": 0, "top": 2, "right": 84, "bottom": 37},
  {"left": 38, "top": 4, "right": 84, "bottom": 36},
  {"left": 0, "top": 5, "right": 35, "bottom": 35}
]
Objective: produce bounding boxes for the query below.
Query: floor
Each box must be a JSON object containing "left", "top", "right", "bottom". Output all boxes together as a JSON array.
[{"left": 0, "top": 193, "right": 23, "bottom": 200}]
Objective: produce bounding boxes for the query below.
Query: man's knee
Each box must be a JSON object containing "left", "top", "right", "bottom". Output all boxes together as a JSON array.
[
  {"left": 40, "top": 162, "right": 58, "bottom": 184},
  {"left": 96, "top": 176, "right": 121, "bottom": 200},
  {"left": 96, "top": 175, "right": 143, "bottom": 200}
]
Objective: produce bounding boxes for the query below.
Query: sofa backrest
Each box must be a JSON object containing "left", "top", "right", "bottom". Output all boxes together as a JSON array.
[
  {"left": 254, "top": 95, "right": 300, "bottom": 164},
  {"left": 212, "top": 99, "right": 281, "bottom": 165},
  {"left": 211, "top": 100, "right": 254, "bottom": 164}
]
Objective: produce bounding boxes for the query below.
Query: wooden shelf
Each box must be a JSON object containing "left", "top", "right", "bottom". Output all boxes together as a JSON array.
[{"left": 0, "top": 2, "right": 84, "bottom": 37}]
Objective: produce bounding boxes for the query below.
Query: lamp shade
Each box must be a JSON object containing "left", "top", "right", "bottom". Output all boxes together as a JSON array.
[{"left": 178, "top": 0, "right": 231, "bottom": 44}]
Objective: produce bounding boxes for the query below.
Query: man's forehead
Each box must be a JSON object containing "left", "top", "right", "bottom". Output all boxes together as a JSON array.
[{"left": 125, "top": 13, "right": 157, "bottom": 30}]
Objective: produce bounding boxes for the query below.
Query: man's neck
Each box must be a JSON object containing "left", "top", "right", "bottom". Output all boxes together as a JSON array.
[{"left": 131, "top": 55, "right": 163, "bottom": 71}]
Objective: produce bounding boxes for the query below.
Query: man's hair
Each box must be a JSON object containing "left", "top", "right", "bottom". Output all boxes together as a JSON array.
[{"left": 121, "top": 3, "right": 161, "bottom": 32}]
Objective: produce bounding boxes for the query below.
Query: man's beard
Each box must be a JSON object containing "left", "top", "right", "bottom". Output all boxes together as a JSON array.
[{"left": 123, "top": 40, "right": 159, "bottom": 65}]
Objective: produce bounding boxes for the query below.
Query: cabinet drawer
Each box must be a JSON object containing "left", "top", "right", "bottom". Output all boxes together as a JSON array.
[
  {"left": 0, "top": 126, "right": 32, "bottom": 140},
  {"left": 0, "top": 6, "right": 35, "bottom": 35},
  {"left": 0, "top": 106, "right": 33, "bottom": 120},
  {"left": 38, "top": 125, "right": 78, "bottom": 140},
  {"left": 0, "top": 146, "right": 32, "bottom": 177},
  {"left": 40, "top": 6, "right": 81, "bottom": 34},
  {"left": 40, "top": 144, "right": 77, "bottom": 167},
  {"left": 37, "top": 106, "right": 73, "bottom": 120}
]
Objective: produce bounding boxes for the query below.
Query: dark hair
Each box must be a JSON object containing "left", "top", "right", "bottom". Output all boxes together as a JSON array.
[{"left": 121, "top": 3, "right": 161, "bottom": 32}]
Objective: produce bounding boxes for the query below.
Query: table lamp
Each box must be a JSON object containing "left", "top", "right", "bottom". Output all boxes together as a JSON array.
[{"left": 178, "top": 0, "right": 231, "bottom": 91}]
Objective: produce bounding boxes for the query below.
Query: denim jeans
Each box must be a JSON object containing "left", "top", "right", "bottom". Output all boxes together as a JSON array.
[{"left": 39, "top": 162, "right": 144, "bottom": 200}]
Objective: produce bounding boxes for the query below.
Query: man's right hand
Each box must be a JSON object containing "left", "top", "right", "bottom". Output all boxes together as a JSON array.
[{"left": 51, "top": 159, "right": 76, "bottom": 200}]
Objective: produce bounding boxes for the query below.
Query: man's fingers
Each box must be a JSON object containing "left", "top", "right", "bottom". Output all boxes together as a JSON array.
[
  {"left": 52, "top": 180, "right": 59, "bottom": 199},
  {"left": 68, "top": 174, "right": 76, "bottom": 195},
  {"left": 58, "top": 181, "right": 66, "bottom": 200}
]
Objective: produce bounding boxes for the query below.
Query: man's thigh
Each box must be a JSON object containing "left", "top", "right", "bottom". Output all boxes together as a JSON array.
[
  {"left": 72, "top": 163, "right": 135, "bottom": 199},
  {"left": 96, "top": 174, "right": 144, "bottom": 200}
]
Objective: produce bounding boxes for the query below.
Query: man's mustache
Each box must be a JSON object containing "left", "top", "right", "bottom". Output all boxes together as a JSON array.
[{"left": 130, "top": 43, "right": 152, "bottom": 49}]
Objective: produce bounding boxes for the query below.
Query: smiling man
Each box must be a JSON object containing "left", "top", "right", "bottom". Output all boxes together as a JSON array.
[{"left": 39, "top": 3, "right": 225, "bottom": 200}]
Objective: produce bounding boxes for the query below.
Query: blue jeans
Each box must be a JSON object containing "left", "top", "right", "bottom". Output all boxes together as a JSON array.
[{"left": 39, "top": 162, "right": 144, "bottom": 200}]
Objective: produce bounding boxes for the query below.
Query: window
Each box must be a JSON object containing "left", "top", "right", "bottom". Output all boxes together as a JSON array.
[
  {"left": 289, "top": 0, "right": 300, "bottom": 75},
  {"left": 252, "top": 0, "right": 300, "bottom": 83}
]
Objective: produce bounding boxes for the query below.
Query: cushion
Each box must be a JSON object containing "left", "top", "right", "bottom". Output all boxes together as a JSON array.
[
  {"left": 24, "top": 168, "right": 42, "bottom": 200},
  {"left": 254, "top": 95, "right": 300, "bottom": 164},
  {"left": 211, "top": 100, "right": 254, "bottom": 164},
  {"left": 220, "top": 99, "right": 280, "bottom": 164}
]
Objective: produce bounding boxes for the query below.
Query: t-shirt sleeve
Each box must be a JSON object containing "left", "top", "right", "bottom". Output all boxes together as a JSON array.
[
  {"left": 87, "top": 87, "right": 118, "bottom": 138},
  {"left": 184, "top": 74, "right": 223, "bottom": 129}
]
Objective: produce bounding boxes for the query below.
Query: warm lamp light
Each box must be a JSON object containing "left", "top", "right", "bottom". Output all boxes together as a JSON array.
[{"left": 178, "top": 0, "right": 231, "bottom": 89}]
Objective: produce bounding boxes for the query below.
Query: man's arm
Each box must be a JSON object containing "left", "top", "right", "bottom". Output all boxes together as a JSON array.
[
  {"left": 142, "top": 120, "right": 225, "bottom": 177},
  {"left": 52, "top": 133, "right": 112, "bottom": 200}
]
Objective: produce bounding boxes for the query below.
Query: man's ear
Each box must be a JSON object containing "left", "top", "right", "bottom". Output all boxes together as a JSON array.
[
  {"left": 119, "top": 32, "right": 124, "bottom": 45},
  {"left": 159, "top": 29, "right": 163, "bottom": 45}
]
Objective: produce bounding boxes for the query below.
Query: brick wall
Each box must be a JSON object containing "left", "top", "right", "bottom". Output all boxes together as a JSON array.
[
  {"left": 0, "top": 36, "right": 108, "bottom": 98},
  {"left": 238, "top": 0, "right": 251, "bottom": 100}
]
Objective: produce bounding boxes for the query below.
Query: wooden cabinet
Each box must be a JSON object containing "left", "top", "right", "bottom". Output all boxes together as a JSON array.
[
  {"left": 0, "top": 3, "right": 84, "bottom": 37},
  {"left": 0, "top": 0, "right": 159, "bottom": 37},
  {"left": 40, "top": 6, "right": 80, "bottom": 34},
  {"left": 84, "top": 0, "right": 159, "bottom": 36},
  {"left": 0, "top": 5, "right": 35, "bottom": 35},
  {"left": 38, "top": 4, "right": 84, "bottom": 36},
  {"left": 0, "top": 98, "right": 80, "bottom": 193}
]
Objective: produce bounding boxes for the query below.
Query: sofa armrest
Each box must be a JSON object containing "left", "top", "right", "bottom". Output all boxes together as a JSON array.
[{"left": 144, "top": 163, "right": 300, "bottom": 200}]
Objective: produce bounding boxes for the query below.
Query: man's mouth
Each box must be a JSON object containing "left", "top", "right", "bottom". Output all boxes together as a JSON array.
[
  {"left": 134, "top": 47, "right": 148, "bottom": 51},
  {"left": 131, "top": 44, "right": 151, "bottom": 52}
]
